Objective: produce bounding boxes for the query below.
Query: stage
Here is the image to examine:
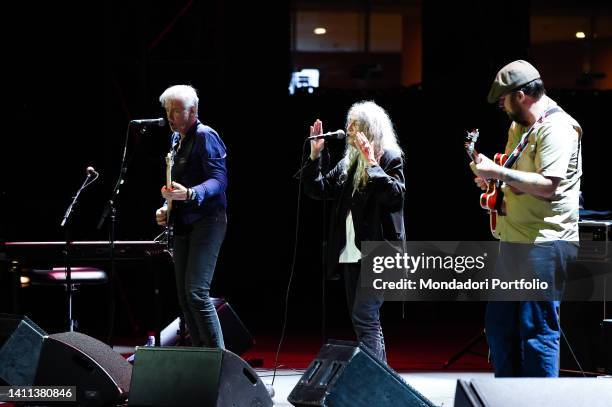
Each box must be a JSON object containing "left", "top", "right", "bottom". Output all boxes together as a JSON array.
[
  {"left": 113, "top": 344, "right": 493, "bottom": 406},
  {"left": 259, "top": 370, "right": 492, "bottom": 406}
]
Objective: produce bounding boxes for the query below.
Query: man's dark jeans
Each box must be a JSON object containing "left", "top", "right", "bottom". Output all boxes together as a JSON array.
[
  {"left": 173, "top": 210, "right": 227, "bottom": 348},
  {"left": 485, "top": 240, "right": 578, "bottom": 377}
]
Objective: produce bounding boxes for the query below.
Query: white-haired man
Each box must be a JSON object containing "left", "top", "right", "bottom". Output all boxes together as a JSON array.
[
  {"left": 155, "top": 84, "right": 228, "bottom": 348},
  {"left": 303, "top": 101, "right": 406, "bottom": 362}
]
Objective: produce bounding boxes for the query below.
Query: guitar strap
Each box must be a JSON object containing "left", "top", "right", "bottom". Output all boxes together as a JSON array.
[
  {"left": 171, "top": 132, "right": 196, "bottom": 181},
  {"left": 503, "top": 106, "right": 563, "bottom": 169},
  {"left": 492, "top": 107, "right": 563, "bottom": 215}
]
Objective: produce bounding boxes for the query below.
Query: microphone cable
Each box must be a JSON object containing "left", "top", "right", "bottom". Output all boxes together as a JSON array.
[
  {"left": 560, "top": 325, "right": 586, "bottom": 377},
  {"left": 271, "top": 138, "right": 311, "bottom": 386},
  {"left": 103, "top": 123, "right": 131, "bottom": 345}
]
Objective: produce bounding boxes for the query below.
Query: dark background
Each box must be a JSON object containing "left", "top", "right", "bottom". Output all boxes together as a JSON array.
[{"left": 2, "top": 0, "right": 611, "bottom": 356}]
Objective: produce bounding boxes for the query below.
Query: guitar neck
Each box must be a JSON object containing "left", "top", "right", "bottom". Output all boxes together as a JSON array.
[
  {"left": 466, "top": 147, "right": 479, "bottom": 163},
  {"left": 165, "top": 152, "right": 174, "bottom": 214},
  {"left": 166, "top": 166, "right": 172, "bottom": 189},
  {"left": 165, "top": 149, "right": 174, "bottom": 189}
]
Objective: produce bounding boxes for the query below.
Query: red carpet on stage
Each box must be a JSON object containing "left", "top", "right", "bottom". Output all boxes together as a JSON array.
[{"left": 241, "top": 324, "right": 491, "bottom": 372}]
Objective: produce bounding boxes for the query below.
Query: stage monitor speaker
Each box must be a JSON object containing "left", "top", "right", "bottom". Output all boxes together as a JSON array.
[
  {"left": 455, "top": 377, "right": 612, "bottom": 407},
  {"left": 128, "top": 346, "right": 272, "bottom": 407},
  {"left": 212, "top": 298, "right": 254, "bottom": 355},
  {"left": 0, "top": 313, "right": 46, "bottom": 385},
  {"left": 560, "top": 301, "right": 609, "bottom": 373},
  {"left": 34, "top": 331, "right": 132, "bottom": 407},
  {"left": 604, "top": 319, "right": 612, "bottom": 374},
  {"left": 162, "top": 298, "right": 253, "bottom": 355},
  {"left": 288, "top": 339, "right": 435, "bottom": 407},
  {"left": 577, "top": 220, "right": 611, "bottom": 260}
]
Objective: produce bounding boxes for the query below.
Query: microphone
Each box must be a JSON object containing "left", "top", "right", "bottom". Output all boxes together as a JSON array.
[
  {"left": 130, "top": 118, "right": 165, "bottom": 126},
  {"left": 86, "top": 166, "right": 99, "bottom": 177},
  {"left": 307, "top": 129, "right": 346, "bottom": 140}
]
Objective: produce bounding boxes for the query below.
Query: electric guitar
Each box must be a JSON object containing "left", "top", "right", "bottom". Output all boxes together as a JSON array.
[
  {"left": 464, "top": 129, "right": 507, "bottom": 238},
  {"left": 465, "top": 109, "right": 562, "bottom": 238},
  {"left": 165, "top": 149, "right": 176, "bottom": 253}
]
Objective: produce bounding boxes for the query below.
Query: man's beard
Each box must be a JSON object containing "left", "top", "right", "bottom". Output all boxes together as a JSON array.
[{"left": 506, "top": 109, "right": 530, "bottom": 126}]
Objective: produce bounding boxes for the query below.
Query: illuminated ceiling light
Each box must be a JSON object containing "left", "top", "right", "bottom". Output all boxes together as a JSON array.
[
  {"left": 20, "top": 276, "right": 30, "bottom": 287},
  {"left": 575, "top": 32, "right": 586, "bottom": 39},
  {"left": 314, "top": 27, "right": 327, "bottom": 35}
]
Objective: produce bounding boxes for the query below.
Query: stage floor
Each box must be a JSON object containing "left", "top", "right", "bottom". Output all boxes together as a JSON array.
[
  {"left": 112, "top": 324, "right": 494, "bottom": 405},
  {"left": 256, "top": 369, "right": 493, "bottom": 406},
  {"left": 114, "top": 334, "right": 492, "bottom": 406}
]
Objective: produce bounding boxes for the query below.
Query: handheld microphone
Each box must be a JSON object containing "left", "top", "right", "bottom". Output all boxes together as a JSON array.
[
  {"left": 307, "top": 129, "right": 346, "bottom": 140},
  {"left": 130, "top": 118, "right": 165, "bottom": 126},
  {"left": 86, "top": 166, "right": 99, "bottom": 177}
]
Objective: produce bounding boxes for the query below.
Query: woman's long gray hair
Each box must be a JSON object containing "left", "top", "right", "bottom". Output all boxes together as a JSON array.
[{"left": 343, "top": 101, "right": 402, "bottom": 191}]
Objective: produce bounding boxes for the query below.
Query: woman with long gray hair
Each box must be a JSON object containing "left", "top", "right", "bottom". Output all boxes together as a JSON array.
[{"left": 303, "top": 101, "right": 405, "bottom": 362}]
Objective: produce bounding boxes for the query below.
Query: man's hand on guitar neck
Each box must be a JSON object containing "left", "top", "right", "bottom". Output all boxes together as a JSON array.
[
  {"left": 469, "top": 153, "right": 501, "bottom": 181},
  {"left": 161, "top": 181, "right": 190, "bottom": 201}
]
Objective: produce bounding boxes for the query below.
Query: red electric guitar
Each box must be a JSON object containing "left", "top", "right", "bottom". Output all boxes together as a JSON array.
[
  {"left": 464, "top": 110, "right": 562, "bottom": 238},
  {"left": 464, "top": 129, "right": 508, "bottom": 238}
]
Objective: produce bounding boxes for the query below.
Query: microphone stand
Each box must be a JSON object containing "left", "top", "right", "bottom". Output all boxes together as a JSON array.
[
  {"left": 320, "top": 146, "right": 329, "bottom": 346},
  {"left": 97, "top": 123, "right": 136, "bottom": 344},
  {"left": 97, "top": 168, "right": 122, "bottom": 344},
  {"left": 293, "top": 137, "right": 335, "bottom": 344},
  {"left": 292, "top": 139, "right": 330, "bottom": 345},
  {"left": 61, "top": 170, "right": 98, "bottom": 332},
  {"left": 97, "top": 122, "right": 155, "bottom": 344}
]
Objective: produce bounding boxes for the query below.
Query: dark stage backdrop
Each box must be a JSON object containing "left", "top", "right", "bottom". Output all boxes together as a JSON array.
[{"left": 3, "top": 1, "right": 611, "bottom": 345}]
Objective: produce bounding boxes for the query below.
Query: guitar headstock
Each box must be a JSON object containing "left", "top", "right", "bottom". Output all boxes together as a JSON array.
[
  {"left": 165, "top": 150, "right": 175, "bottom": 189},
  {"left": 165, "top": 150, "right": 175, "bottom": 167},
  {"left": 464, "top": 128, "right": 479, "bottom": 160}
]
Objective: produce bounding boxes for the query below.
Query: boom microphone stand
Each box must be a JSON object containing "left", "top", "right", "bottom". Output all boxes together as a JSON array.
[
  {"left": 60, "top": 166, "right": 99, "bottom": 331},
  {"left": 291, "top": 142, "right": 331, "bottom": 344},
  {"left": 97, "top": 121, "right": 162, "bottom": 344},
  {"left": 320, "top": 146, "right": 330, "bottom": 345},
  {"left": 97, "top": 128, "right": 129, "bottom": 344}
]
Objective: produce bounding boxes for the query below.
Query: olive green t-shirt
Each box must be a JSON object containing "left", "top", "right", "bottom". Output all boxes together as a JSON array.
[{"left": 497, "top": 96, "right": 582, "bottom": 243}]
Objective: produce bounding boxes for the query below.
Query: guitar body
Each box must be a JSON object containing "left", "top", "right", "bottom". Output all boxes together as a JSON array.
[
  {"left": 479, "top": 182, "right": 498, "bottom": 210},
  {"left": 489, "top": 211, "right": 498, "bottom": 239},
  {"left": 478, "top": 182, "right": 501, "bottom": 238},
  {"left": 465, "top": 110, "right": 557, "bottom": 239},
  {"left": 479, "top": 153, "right": 508, "bottom": 211},
  {"left": 465, "top": 130, "right": 507, "bottom": 239}
]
